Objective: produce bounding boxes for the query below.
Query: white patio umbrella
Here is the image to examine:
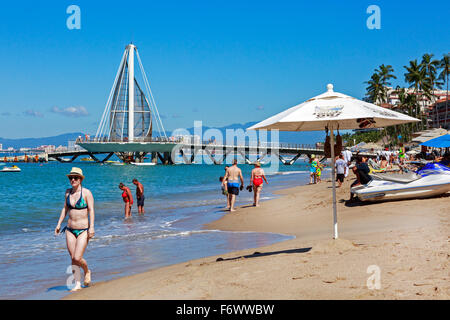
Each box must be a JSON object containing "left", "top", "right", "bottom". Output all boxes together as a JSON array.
[{"left": 248, "top": 84, "right": 420, "bottom": 239}]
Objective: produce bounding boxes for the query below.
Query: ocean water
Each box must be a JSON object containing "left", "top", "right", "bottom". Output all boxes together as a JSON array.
[{"left": 0, "top": 157, "right": 316, "bottom": 299}]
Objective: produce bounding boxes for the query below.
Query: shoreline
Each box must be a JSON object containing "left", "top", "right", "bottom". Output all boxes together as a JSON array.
[{"left": 64, "top": 177, "right": 449, "bottom": 300}]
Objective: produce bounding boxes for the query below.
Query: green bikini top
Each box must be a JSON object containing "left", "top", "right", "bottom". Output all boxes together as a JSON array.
[{"left": 66, "top": 187, "right": 88, "bottom": 210}]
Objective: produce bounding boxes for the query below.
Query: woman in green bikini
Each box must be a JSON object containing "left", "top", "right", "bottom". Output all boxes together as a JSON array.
[{"left": 54, "top": 167, "right": 95, "bottom": 292}]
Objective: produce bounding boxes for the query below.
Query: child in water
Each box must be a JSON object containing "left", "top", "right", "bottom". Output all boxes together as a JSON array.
[
  {"left": 219, "top": 176, "right": 228, "bottom": 196},
  {"left": 309, "top": 155, "right": 318, "bottom": 184},
  {"left": 316, "top": 161, "right": 323, "bottom": 183}
]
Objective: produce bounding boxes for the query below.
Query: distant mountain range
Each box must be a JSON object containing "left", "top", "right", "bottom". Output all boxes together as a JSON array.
[
  {"left": 0, "top": 122, "right": 328, "bottom": 149},
  {"left": 0, "top": 133, "right": 85, "bottom": 149}
]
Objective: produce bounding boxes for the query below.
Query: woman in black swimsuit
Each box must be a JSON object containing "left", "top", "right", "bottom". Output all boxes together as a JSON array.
[{"left": 55, "top": 167, "right": 95, "bottom": 292}]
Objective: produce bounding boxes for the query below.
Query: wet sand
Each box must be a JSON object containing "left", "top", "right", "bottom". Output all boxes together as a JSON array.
[{"left": 65, "top": 178, "right": 449, "bottom": 299}]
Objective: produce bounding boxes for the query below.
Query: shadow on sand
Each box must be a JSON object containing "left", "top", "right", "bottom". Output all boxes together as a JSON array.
[
  {"left": 215, "top": 247, "right": 312, "bottom": 262},
  {"left": 46, "top": 285, "right": 70, "bottom": 293}
]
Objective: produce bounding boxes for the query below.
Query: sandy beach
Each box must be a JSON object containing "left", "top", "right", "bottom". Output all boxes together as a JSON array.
[{"left": 65, "top": 177, "right": 449, "bottom": 300}]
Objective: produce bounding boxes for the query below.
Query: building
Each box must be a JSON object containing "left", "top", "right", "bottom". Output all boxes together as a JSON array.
[
  {"left": 380, "top": 87, "right": 448, "bottom": 112},
  {"left": 55, "top": 145, "right": 68, "bottom": 152},
  {"left": 428, "top": 97, "right": 450, "bottom": 129},
  {"left": 0, "top": 143, "right": 2, "bottom": 150},
  {"left": 37, "top": 145, "right": 56, "bottom": 153}
]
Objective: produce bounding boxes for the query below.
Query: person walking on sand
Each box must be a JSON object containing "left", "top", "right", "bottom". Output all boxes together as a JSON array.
[
  {"left": 54, "top": 167, "right": 95, "bottom": 292},
  {"left": 250, "top": 161, "right": 268, "bottom": 206},
  {"left": 119, "top": 183, "right": 133, "bottom": 218},
  {"left": 342, "top": 148, "right": 352, "bottom": 177},
  {"left": 335, "top": 154, "right": 346, "bottom": 188},
  {"left": 222, "top": 159, "right": 244, "bottom": 212},
  {"left": 132, "top": 179, "right": 145, "bottom": 215}
]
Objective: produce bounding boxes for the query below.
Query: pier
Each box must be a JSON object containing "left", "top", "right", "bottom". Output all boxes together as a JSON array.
[
  {"left": 65, "top": 43, "right": 326, "bottom": 166},
  {"left": 75, "top": 140, "right": 325, "bottom": 165}
]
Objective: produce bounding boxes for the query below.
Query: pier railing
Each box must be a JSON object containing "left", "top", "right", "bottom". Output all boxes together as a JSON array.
[
  {"left": 81, "top": 137, "right": 184, "bottom": 143},
  {"left": 78, "top": 137, "right": 323, "bottom": 151}
]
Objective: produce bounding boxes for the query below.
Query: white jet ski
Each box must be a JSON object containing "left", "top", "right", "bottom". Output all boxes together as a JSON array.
[
  {"left": 1, "top": 165, "right": 21, "bottom": 172},
  {"left": 352, "top": 163, "right": 450, "bottom": 202}
]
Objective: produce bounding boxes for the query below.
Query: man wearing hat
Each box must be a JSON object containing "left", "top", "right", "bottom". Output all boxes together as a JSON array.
[{"left": 250, "top": 161, "right": 268, "bottom": 206}]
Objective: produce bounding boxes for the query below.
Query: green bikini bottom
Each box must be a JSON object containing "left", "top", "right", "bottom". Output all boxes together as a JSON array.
[{"left": 62, "top": 226, "right": 89, "bottom": 238}]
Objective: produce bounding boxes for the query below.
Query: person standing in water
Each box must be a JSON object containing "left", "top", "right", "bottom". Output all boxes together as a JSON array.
[
  {"left": 132, "top": 179, "right": 145, "bottom": 215},
  {"left": 119, "top": 183, "right": 133, "bottom": 218},
  {"left": 222, "top": 159, "right": 244, "bottom": 212},
  {"left": 316, "top": 160, "right": 324, "bottom": 183},
  {"left": 309, "top": 154, "right": 318, "bottom": 184},
  {"left": 54, "top": 167, "right": 95, "bottom": 292},
  {"left": 250, "top": 161, "right": 268, "bottom": 206},
  {"left": 219, "top": 166, "right": 230, "bottom": 208}
]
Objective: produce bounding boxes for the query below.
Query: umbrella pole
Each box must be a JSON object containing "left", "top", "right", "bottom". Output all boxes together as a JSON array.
[{"left": 329, "top": 125, "right": 338, "bottom": 239}]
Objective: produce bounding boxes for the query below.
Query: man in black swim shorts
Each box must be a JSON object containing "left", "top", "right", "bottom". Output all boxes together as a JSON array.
[
  {"left": 222, "top": 159, "right": 244, "bottom": 212},
  {"left": 132, "top": 178, "right": 145, "bottom": 214}
]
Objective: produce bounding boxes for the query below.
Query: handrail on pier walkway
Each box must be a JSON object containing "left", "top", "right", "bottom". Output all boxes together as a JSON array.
[{"left": 49, "top": 140, "right": 325, "bottom": 165}]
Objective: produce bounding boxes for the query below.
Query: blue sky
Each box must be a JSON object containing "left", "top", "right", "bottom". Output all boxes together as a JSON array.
[{"left": 0, "top": 0, "right": 448, "bottom": 138}]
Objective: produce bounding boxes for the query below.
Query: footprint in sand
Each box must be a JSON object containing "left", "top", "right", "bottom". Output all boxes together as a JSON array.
[{"left": 322, "top": 280, "right": 336, "bottom": 284}]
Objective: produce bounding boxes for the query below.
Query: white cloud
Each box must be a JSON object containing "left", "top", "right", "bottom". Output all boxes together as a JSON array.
[
  {"left": 24, "top": 109, "right": 44, "bottom": 117},
  {"left": 51, "top": 106, "right": 89, "bottom": 117}
]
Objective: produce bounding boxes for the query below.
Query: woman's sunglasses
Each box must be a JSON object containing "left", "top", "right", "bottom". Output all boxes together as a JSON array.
[{"left": 68, "top": 176, "right": 81, "bottom": 181}]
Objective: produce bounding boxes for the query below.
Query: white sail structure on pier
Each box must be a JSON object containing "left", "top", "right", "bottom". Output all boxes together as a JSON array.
[{"left": 95, "top": 44, "right": 167, "bottom": 142}]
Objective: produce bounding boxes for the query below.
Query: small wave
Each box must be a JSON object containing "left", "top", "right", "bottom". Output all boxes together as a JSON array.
[
  {"left": 90, "top": 229, "right": 216, "bottom": 243},
  {"left": 152, "top": 230, "right": 214, "bottom": 239},
  {"left": 272, "top": 170, "right": 307, "bottom": 175}
]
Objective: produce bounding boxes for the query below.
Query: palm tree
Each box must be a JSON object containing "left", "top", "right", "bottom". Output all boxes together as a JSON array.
[
  {"left": 365, "top": 72, "right": 384, "bottom": 104},
  {"left": 375, "top": 64, "right": 397, "bottom": 103},
  {"left": 420, "top": 54, "right": 440, "bottom": 128},
  {"left": 394, "top": 86, "right": 417, "bottom": 141},
  {"left": 395, "top": 87, "right": 411, "bottom": 113},
  {"left": 437, "top": 53, "right": 449, "bottom": 127},
  {"left": 404, "top": 59, "right": 430, "bottom": 130}
]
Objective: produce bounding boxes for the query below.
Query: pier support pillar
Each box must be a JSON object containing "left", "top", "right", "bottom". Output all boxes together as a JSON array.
[
  {"left": 163, "top": 152, "right": 173, "bottom": 165},
  {"left": 287, "top": 152, "right": 303, "bottom": 165},
  {"left": 88, "top": 153, "right": 101, "bottom": 163},
  {"left": 133, "top": 152, "right": 147, "bottom": 163},
  {"left": 151, "top": 152, "right": 158, "bottom": 164},
  {"left": 101, "top": 152, "right": 114, "bottom": 163},
  {"left": 204, "top": 147, "right": 219, "bottom": 165}
]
